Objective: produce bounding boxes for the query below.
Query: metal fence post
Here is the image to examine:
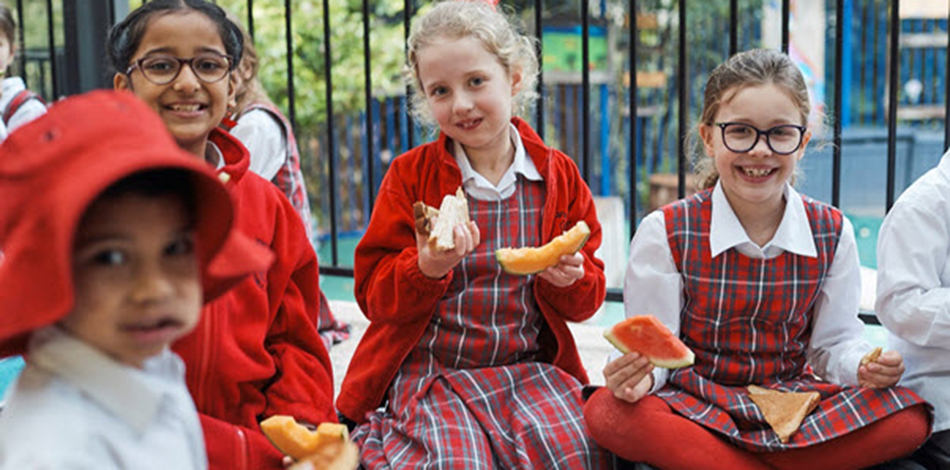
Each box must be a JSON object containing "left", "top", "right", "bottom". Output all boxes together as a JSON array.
[{"left": 62, "top": 0, "right": 128, "bottom": 96}]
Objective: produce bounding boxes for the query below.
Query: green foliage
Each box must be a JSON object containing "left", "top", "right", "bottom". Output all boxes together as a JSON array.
[{"left": 218, "top": 0, "right": 406, "bottom": 132}]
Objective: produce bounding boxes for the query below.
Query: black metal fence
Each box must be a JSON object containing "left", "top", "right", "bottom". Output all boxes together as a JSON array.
[{"left": 14, "top": 1, "right": 950, "bottom": 322}]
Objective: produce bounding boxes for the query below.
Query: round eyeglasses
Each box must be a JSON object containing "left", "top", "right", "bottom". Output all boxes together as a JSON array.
[
  {"left": 126, "top": 53, "right": 233, "bottom": 85},
  {"left": 715, "top": 122, "right": 807, "bottom": 155}
]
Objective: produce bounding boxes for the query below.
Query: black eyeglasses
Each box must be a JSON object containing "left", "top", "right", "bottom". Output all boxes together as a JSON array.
[
  {"left": 126, "top": 53, "right": 233, "bottom": 85},
  {"left": 715, "top": 122, "right": 807, "bottom": 155}
]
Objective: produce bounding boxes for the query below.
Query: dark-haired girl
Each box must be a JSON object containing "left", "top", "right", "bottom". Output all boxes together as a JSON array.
[{"left": 109, "top": 2, "right": 336, "bottom": 469}]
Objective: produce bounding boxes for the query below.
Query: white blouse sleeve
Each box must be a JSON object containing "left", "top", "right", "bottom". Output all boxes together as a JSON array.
[
  {"left": 623, "top": 210, "right": 683, "bottom": 392},
  {"left": 230, "top": 109, "right": 287, "bottom": 181},
  {"left": 806, "top": 215, "right": 869, "bottom": 386},
  {"left": 875, "top": 193, "right": 950, "bottom": 348}
]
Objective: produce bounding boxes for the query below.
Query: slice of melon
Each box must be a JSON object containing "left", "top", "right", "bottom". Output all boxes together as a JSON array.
[
  {"left": 495, "top": 221, "right": 591, "bottom": 275},
  {"left": 603, "top": 315, "right": 695, "bottom": 369},
  {"left": 260, "top": 415, "right": 350, "bottom": 460}
]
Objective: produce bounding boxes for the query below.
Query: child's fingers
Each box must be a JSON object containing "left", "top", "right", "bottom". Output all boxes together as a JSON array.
[
  {"left": 453, "top": 224, "right": 471, "bottom": 256},
  {"left": 468, "top": 221, "right": 481, "bottom": 247},
  {"left": 558, "top": 252, "right": 584, "bottom": 267},
  {"left": 604, "top": 353, "right": 653, "bottom": 399},
  {"left": 874, "top": 350, "right": 903, "bottom": 367}
]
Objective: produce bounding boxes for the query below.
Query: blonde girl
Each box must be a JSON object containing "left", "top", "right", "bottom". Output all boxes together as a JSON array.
[{"left": 337, "top": 1, "right": 610, "bottom": 468}]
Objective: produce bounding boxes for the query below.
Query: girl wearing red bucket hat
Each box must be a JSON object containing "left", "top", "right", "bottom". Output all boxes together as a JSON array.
[
  {"left": 109, "top": 2, "right": 337, "bottom": 469},
  {"left": 0, "top": 90, "right": 270, "bottom": 469}
]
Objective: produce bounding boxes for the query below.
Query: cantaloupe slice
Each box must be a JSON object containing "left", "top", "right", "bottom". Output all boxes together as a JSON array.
[
  {"left": 495, "top": 221, "right": 591, "bottom": 275},
  {"left": 604, "top": 315, "right": 695, "bottom": 369},
  {"left": 260, "top": 415, "right": 350, "bottom": 460}
]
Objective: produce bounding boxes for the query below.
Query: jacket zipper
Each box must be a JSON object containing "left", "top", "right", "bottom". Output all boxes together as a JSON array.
[{"left": 235, "top": 426, "right": 249, "bottom": 470}]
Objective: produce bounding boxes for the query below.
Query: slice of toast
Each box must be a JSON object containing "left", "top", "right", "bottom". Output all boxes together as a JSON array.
[{"left": 747, "top": 385, "right": 821, "bottom": 444}]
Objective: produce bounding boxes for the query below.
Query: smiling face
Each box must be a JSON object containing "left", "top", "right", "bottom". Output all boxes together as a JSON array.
[
  {"left": 699, "top": 83, "right": 811, "bottom": 213},
  {"left": 62, "top": 192, "right": 201, "bottom": 369},
  {"left": 416, "top": 35, "right": 522, "bottom": 163},
  {"left": 114, "top": 10, "right": 235, "bottom": 158}
]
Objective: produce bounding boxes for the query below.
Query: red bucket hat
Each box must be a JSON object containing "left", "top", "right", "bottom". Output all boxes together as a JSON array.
[{"left": 0, "top": 90, "right": 270, "bottom": 356}]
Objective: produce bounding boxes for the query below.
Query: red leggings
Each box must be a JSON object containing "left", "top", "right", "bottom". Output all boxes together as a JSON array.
[{"left": 583, "top": 388, "right": 929, "bottom": 470}]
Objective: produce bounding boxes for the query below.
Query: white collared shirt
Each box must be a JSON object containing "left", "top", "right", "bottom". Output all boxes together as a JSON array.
[
  {"left": 0, "top": 327, "right": 207, "bottom": 469},
  {"left": 624, "top": 182, "right": 868, "bottom": 393},
  {"left": 876, "top": 149, "right": 950, "bottom": 432},
  {"left": 453, "top": 123, "right": 543, "bottom": 202}
]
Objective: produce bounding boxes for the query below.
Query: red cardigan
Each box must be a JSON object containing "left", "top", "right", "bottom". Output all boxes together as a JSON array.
[
  {"left": 337, "top": 118, "right": 606, "bottom": 423},
  {"left": 173, "top": 129, "right": 336, "bottom": 470}
]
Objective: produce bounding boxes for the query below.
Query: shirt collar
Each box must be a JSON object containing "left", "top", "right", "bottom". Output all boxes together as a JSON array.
[
  {"left": 709, "top": 181, "right": 817, "bottom": 258},
  {"left": 453, "top": 123, "right": 541, "bottom": 185},
  {"left": 28, "top": 326, "right": 184, "bottom": 434}
]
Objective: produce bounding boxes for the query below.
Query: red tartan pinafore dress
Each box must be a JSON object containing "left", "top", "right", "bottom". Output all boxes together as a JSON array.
[
  {"left": 351, "top": 177, "right": 609, "bottom": 469},
  {"left": 655, "top": 189, "right": 928, "bottom": 451}
]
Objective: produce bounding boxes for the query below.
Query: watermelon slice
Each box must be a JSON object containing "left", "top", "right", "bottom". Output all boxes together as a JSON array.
[{"left": 603, "top": 315, "right": 695, "bottom": 369}]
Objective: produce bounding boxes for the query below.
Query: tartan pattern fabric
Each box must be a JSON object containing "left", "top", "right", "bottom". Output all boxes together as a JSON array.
[
  {"left": 655, "top": 189, "right": 927, "bottom": 451},
  {"left": 351, "top": 177, "right": 610, "bottom": 468}
]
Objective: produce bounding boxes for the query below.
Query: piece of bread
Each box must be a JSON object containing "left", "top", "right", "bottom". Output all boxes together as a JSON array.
[
  {"left": 413, "top": 201, "right": 440, "bottom": 237},
  {"left": 860, "top": 347, "right": 883, "bottom": 366},
  {"left": 414, "top": 187, "right": 470, "bottom": 251},
  {"left": 747, "top": 385, "right": 821, "bottom": 444}
]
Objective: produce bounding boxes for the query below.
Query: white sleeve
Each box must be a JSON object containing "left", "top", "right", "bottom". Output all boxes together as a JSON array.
[
  {"left": 623, "top": 210, "right": 682, "bottom": 392},
  {"left": 875, "top": 193, "right": 950, "bottom": 348},
  {"left": 806, "top": 215, "right": 869, "bottom": 386},
  {"left": 229, "top": 109, "right": 287, "bottom": 181},
  {"left": 6, "top": 99, "right": 46, "bottom": 132}
]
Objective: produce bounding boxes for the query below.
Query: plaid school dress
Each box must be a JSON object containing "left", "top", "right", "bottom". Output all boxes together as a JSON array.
[
  {"left": 352, "top": 177, "right": 609, "bottom": 469},
  {"left": 654, "top": 189, "right": 927, "bottom": 452}
]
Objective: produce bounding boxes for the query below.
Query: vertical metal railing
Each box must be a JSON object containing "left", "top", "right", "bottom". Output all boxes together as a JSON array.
[
  {"left": 53, "top": 0, "right": 945, "bottom": 316},
  {"left": 833, "top": 0, "right": 845, "bottom": 207},
  {"left": 886, "top": 0, "right": 900, "bottom": 212},
  {"left": 581, "top": 0, "right": 591, "bottom": 182},
  {"left": 14, "top": 0, "right": 24, "bottom": 86},
  {"left": 676, "top": 0, "right": 687, "bottom": 199},
  {"left": 362, "top": 0, "right": 375, "bottom": 211},
  {"left": 628, "top": 0, "right": 639, "bottom": 238},
  {"left": 321, "top": 0, "right": 340, "bottom": 267}
]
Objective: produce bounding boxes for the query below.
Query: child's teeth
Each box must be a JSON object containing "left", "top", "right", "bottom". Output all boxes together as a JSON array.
[
  {"left": 171, "top": 104, "right": 200, "bottom": 112},
  {"left": 743, "top": 167, "right": 771, "bottom": 177}
]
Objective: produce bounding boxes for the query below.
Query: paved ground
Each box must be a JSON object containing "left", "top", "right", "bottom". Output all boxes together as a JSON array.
[{"left": 326, "top": 300, "right": 612, "bottom": 399}]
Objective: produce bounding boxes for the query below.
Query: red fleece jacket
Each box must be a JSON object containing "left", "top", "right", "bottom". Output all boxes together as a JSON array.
[
  {"left": 336, "top": 118, "right": 606, "bottom": 423},
  {"left": 173, "top": 129, "right": 336, "bottom": 470}
]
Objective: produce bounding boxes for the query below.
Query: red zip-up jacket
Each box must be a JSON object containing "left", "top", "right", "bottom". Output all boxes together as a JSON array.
[
  {"left": 173, "top": 129, "right": 336, "bottom": 470},
  {"left": 337, "top": 117, "right": 606, "bottom": 423}
]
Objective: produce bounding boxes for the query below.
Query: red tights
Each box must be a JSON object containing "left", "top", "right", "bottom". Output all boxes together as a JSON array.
[{"left": 583, "top": 388, "right": 929, "bottom": 470}]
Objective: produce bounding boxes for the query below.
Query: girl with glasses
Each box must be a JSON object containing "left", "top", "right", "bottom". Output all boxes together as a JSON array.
[
  {"left": 584, "top": 49, "right": 931, "bottom": 469},
  {"left": 108, "top": 2, "right": 337, "bottom": 469}
]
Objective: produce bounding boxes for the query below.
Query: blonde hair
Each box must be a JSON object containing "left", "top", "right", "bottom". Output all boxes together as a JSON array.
[
  {"left": 693, "top": 49, "right": 811, "bottom": 189},
  {"left": 405, "top": 1, "right": 538, "bottom": 126}
]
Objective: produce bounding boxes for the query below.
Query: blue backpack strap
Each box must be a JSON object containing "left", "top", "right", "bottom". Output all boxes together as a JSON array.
[{"left": 3, "top": 90, "right": 45, "bottom": 126}]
